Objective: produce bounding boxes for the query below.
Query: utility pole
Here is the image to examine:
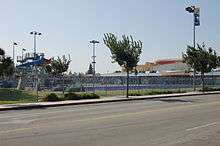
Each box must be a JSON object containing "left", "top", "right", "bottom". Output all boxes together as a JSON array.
[
  {"left": 22, "top": 48, "right": 26, "bottom": 62},
  {"left": 90, "top": 40, "right": 99, "bottom": 93},
  {"left": 30, "top": 31, "right": 42, "bottom": 99},
  {"left": 185, "top": 6, "right": 200, "bottom": 91},
  {"left": 12, "top": 42, "right": 18, "bottom": 66}
]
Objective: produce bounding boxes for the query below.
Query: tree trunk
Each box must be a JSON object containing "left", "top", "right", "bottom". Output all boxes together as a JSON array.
[
  {"left": 126, "top": 70, "right": 129, "bottom": 98},
  {"left": 17, "top": 76, "right": 22, "bottom": 90},
  {"left": 62, "top": 74, "right": 65, "bottom": 96},
  {"left": 201, "top": 72, "right": 205, "bottom": 92}
]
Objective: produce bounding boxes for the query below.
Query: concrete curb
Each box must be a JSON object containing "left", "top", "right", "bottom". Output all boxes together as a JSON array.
[{"left": 1, "top": 91, "right": 220, "bottom": 111}]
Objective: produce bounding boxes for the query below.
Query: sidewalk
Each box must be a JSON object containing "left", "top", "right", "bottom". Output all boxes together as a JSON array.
[{"left": 1, "top": 91, "right": 220, "bottom": 111}]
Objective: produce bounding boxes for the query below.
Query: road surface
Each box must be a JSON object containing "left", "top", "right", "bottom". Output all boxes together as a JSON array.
[{"left": 0, "top": 94, "right": 220, "bottom": 146}]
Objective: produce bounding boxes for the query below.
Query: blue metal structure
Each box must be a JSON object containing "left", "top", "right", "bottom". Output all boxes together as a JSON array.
[{"left": 16, "top": 53, "right": 50, "bottom": 69}]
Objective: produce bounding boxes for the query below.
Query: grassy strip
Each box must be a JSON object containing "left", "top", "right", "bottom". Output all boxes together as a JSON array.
[
  {"left": 0, "top": 101, "right": 27, "bottom": 104},
  {"left": 96, "top": 88, "right": 192, "bottom": 97},
  {"left": 199, "top": 87, "right": 220, "bottom": 92},
  {"left": 128, "top": 89, "right": 187, "bottom": 96},
  {"left": 0, "top": 88, "right": 193, "bottom": 104},
  {"left": 0, "top": 88, "right": 37, "bottom": 104}
]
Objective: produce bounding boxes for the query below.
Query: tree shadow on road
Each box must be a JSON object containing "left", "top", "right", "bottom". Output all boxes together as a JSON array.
[{"left": 153, "top": 98, "right": 194, "bottom": 103}]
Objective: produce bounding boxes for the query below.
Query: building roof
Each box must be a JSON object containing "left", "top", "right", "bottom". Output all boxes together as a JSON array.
[{"left": 155, "top": 59, "right": 183, "bottom": 65}]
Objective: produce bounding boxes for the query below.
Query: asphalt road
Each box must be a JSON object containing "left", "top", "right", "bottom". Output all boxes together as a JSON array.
[{"left": 0, "top": 94, "right": 220, "bottom": 146}]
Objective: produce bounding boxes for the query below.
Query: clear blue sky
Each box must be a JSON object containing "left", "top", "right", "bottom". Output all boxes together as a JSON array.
[{"left": 0, "top": 0, "right": 220, "bottom": 73}]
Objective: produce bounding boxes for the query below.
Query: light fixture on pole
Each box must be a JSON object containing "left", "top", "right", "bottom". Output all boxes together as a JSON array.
[
  {"left": 185, "top": 5, "right": 200, "bottom": 91},
  {"left": 30, "top": 31, "right": 42, "bottom": 59},
  {"left": 90, "top": 40, "right": 99, "bottom": 93},
  {"left": 30, "top": 31, "right": 42, "bottom": 99}
]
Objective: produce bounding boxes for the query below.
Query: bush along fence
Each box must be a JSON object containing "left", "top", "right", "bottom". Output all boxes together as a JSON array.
[{"left": 42, "top": 92, "right": 100, "bottom": 102}]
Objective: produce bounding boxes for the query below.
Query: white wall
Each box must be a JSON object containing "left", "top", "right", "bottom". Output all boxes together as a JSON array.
[{"left": 152, "top": 62, "right": 189, "bottom": 72}]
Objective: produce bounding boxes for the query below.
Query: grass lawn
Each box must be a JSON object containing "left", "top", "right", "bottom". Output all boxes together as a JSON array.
[
  {"left": 0, "top": 87, "right": 195, "bottom": 104},
  {"left": 27, "top": 88, "right": 192, "bottom": 99},
  {"left": 0, "top": 88, "right": 37, "bottom": 104}
]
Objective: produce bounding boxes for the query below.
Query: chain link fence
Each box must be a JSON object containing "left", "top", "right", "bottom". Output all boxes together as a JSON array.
[
  {"left": 1, "top": 74, "right": 220, "bottom": 96},
  {"left": 21, "top": 74, "right": 220, "bottom": 90}
]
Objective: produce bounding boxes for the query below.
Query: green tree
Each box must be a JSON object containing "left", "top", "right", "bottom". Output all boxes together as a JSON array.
[
  {"left": 0, "top": 48, "right": 5, "bottom": 56},
  {"left": 45, "top": 55, "right": 71, "bottom": 94},
  {"left": 183, "top": 44, "right": 220, "bottom": 91},
  {"left": 86, "top": 63, "right": 93, "bottom": 75},
  {"left": 1, "top": 57, "right": 14, "bottom": 77},
  {"left": 0, "top": 48, "right": 14, "bottom": 79},
  {"left": 44, "top": 64, "right": 52, "bottom": 74},
  {"left": 51, "top": 56, "right": 71, "bottom": 75},
  {"left": 45, "top": 56, "right": 71, "bottom": 75},
  {"left": 103, "top": 33, "right": 143, "bottom": 98}
]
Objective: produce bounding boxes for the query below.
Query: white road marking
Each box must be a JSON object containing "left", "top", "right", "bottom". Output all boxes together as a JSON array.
[{"left": 186, "top": 122, "right": 218, "bottom": 131}]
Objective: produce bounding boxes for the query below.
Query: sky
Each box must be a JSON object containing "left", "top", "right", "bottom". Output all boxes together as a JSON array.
[{"left": 0, "top": 0, "right": 220, "bottom": 73}]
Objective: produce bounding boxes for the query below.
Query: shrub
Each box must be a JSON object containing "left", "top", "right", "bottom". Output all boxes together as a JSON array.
[
  {"left": 42, "top": 93, "right": 60, "bottom": 102},
  {"left": 64, "top": 92, "right": 81, "bottom": 100},
  {"left": 80, "top": 93, "right": 100, "bottom": 99},
  {"left": 64, "top": 92, "right": 100, "bottom": 100}
]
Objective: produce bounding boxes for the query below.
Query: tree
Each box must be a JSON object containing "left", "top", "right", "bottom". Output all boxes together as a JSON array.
[
  {"left": 86, "top": 63, "right": 93, "bottom": 75},
  {"left": 1, "top": 57, "right": 14, "bottom": 77},
  {"left": 51, "top": 56, "right": 71, "bottom": 75},
  {"left": 0, "top": 48, "right": 5, "bottom": 63},
  {"left": 0, "top": 48, "right": 5, "bottom": 56},
  {"left": 0, "top": 48, "right": 14, "bottom": 79},
  {"left": 45, "top": 55, "right": 71, "bottom": 75},
  {"left": 183, "top": 44, "right": 220, "bottom": 91},
  {"left": 44, "top": 64, "right": 52, "bottom": 74},
  {"left": 103, "top": 33, "right": 143, "bottom": 98},
  {"left": 45, "top": 55, "right": 71, "bottom": 94}
]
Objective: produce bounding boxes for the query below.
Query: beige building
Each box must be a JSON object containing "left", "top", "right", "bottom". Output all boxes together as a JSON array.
[
  {"left": 135, "top": 62, "right": 155, "bottom": 72},
  {"left": 134, "top": 59, "right": 190, "bottom": 75},
  {"left": 152, "top": 59, "right": 190, "bottom": 72}
]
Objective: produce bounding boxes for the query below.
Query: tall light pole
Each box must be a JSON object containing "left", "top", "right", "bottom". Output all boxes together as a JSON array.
[
  {"left": 185, "top": 6, "right": 200, "bottom": 91},
  {"left": 30, "top": 31, "right": 42, "bottom": 99},
  {"left": 22, "top": 48, "right": 26, "bottom": 62},
  {"left": 90, "top": 40, "right": 99, "bottom": 93},
  {"left": 12, "top": 42, "right": 18, "bottom": 65},
  {"left": 30, "top": 31, "right": 42, "bottom": 58}
]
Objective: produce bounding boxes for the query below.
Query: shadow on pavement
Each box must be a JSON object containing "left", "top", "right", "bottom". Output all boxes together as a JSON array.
[{"left": 153, "top": 98, "right": 194, "bottom": 103}]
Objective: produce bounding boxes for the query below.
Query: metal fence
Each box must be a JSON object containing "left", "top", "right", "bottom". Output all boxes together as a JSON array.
[
  {"left": 23, "top": 75, "right": 220, "bottom": 91},
  {"left": 2, "top": 74, "right": 220, "bottom": 92}
]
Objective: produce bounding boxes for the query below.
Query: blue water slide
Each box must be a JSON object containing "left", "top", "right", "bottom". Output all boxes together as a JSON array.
[{"left": 16, "top": 55, "right": 45, "bottom": 68}]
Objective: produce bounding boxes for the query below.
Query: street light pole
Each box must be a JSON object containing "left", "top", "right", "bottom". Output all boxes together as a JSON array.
[
  {"left": 193, "top": 16, "right": 196, "bottom": 91},
  {"left": 22, "top": 48, "right": 26, "bottom": 62},
  {"left": 186, "top": 5, "right": 200, "bottom": 91},
  {"left": 30, "top": 31, "right": 42, "bottom": 99},
  {"left": 12, "top": 42, "right": 17, "bottom": 66},
  {"left": 90, "top": 40, "right": 99, "bottom": 93},
  {"left": 30, "top": 31, "right": 41, "bottom": 58}
]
